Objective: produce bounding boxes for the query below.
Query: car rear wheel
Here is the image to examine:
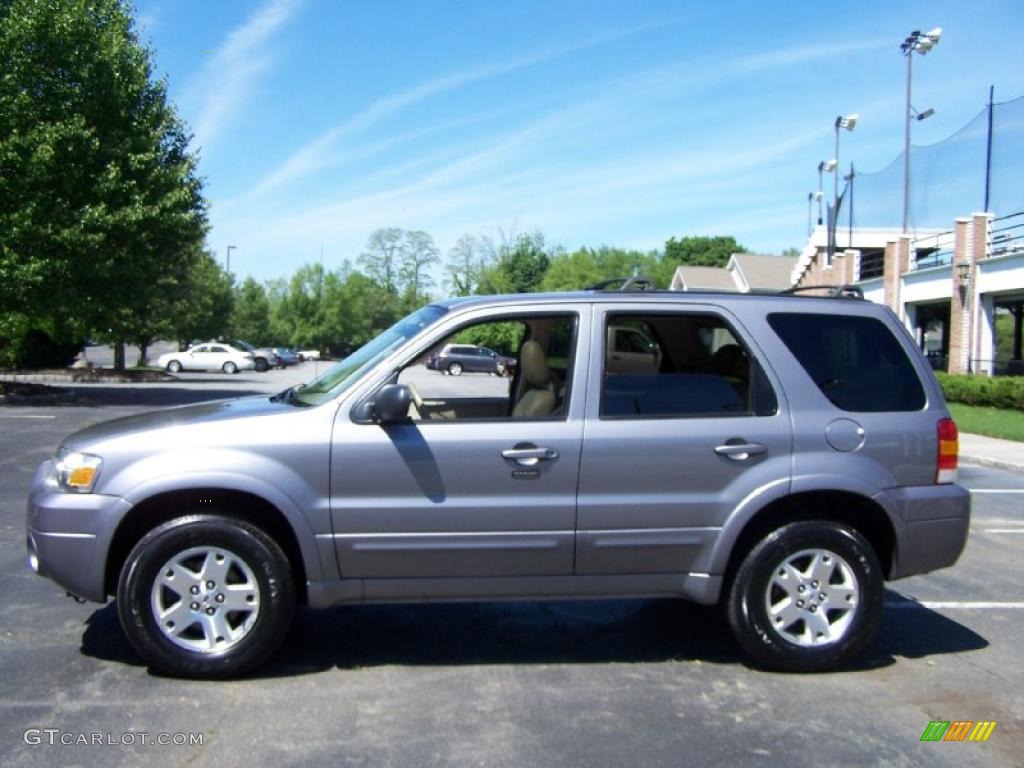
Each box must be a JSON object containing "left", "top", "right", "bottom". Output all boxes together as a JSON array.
[
  {"left": 447, "top": 362, "right": 463, "bottom": 376},
  {"left": 116, "top": 515, "right": 295, "bottom": 679},
  {"left": 222, "top": 361, "right": 238, "bottom": 374},
  {"left": 725, "top": 521, "right": 883, "bottom": 672},
  {"left": 166, "top": 360, "right": 182, "bottom": 373},
  {"left": 254, "top": 358, "right": 268, "bottom": 372}
]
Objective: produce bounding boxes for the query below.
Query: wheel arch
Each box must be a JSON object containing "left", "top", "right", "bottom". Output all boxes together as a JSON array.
[
  {"left": 105, "top": 487, "right": 316, "bottom": 604},
  {"left": 716, "top": 490, "right": 898, "bottom": 592}
]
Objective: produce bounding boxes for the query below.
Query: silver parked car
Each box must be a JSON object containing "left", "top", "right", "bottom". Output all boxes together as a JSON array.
[
  {"left": 157, "top": 343, "right": 256, "bottom": 374},
  {"left": 27, "top": 285, "right": 969, "bottom": 678}
]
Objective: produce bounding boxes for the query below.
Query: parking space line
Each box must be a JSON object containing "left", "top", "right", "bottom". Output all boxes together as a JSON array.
[
  {"left": 887, "top": 601, "right": 1024, "bottom": 610},
  {"left": 969, "top": 489, "right": 1024, "bottom": 494},
  {"left": 979, "top": 529, "right": 1024, "bottom": 534},
  {"left": 0, "top": 414, "right": 55, "bottom": 419}
]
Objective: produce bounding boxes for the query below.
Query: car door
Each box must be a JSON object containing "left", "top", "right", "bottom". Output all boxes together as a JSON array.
[
  {"left": 329, "top": 306, "right": 588, "bottom": 582},
  {"left": 208, "top": 345, "right": 231, "bottom": 369},
  {"left": 575, "top": 303, "right": 792, "bottom": 575},
  {"left": 184, "top": 345, "right": 208, "bottom": 371}
]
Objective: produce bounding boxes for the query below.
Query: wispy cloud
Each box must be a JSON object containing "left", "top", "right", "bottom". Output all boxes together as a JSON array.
[
  {"left": 250, "top": 17, "right": 683, "bottom": 194},
  {"left": 214, "top": 34, "right": 889, "bottom": 277},
  {"left": 185, "top": 0, "right": 302, "bottom": 153}
]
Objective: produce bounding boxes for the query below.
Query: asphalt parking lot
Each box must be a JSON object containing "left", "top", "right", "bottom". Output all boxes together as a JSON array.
[{"left": 1, "top": 370, "right": 1022, "bottom": 767}]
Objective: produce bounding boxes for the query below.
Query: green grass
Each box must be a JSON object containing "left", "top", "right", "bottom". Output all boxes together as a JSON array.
[{"left": 948, "top": 403, "right": 1024, "bottom": 442}]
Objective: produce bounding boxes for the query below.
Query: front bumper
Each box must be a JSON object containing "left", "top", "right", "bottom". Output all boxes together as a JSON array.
[
  {"left": 881, "top": 483, "right": 971, "bottom": 579},
  {"left": 26, "top": 461, "right": 131, "bottom": 602}
]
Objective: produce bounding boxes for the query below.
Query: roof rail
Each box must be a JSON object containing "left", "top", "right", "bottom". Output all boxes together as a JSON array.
[
  {"left": 585, "top": 275, "right": 657, "bottom": 292},
  {"left": 781, "top": 284, "right": 864, "bottom": 299}
]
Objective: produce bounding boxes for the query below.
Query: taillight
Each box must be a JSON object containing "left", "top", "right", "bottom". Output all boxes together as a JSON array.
[{"left": 936, "top": 418, "right": 958, "bottom": 484}]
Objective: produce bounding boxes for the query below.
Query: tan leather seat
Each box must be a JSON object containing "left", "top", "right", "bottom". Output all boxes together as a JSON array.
[{"left": 512, "top": 340, "right": 556, "bottom": 418}]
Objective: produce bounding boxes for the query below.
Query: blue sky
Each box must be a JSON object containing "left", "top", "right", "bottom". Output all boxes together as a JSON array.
[{"left": 134, "top": 0, "right": 1024, "bottom": 286}]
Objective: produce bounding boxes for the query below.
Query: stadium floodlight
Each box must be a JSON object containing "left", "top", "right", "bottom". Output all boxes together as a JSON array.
[{"left": 901, "top": 27, "right": 942, "bottom": 232}]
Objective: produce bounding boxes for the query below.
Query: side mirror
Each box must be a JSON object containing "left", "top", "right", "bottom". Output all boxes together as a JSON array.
[{"left": 373, "top": 384, "right": 412, "bottom": 423}]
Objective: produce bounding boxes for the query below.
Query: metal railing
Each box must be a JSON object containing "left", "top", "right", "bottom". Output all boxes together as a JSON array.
[
  {"left": 988, "top": 211, "right": 1024, "bottom": 259},
  {"left": 857, "top": 250, "right": 885, "bottom": 281},
  {"left": 912, "top": 229, "right": 955, "bottom": 270}
]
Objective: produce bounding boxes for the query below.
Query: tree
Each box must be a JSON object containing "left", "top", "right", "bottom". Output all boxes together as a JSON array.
[
  {"left": 358, "top": 228, "right": 403, "bottom": 294},
  {"left": 398, "top": 230, "right": 440, "bottom": 306},
  {"left": 663, "top": 236, "right": 745, "bottom": 268},
  {"left": 477, "top": 230, "right": 550, "bottom": 294},
  {"left": 445, "top": 234, "right": 487, "bottom": 296},
  {"left": 230, "top": 278, "right": 273, "bottom": 345},
  {"left": 0, "top": 0, "right": 208, "bottom": 368},
  {"left": 164, "top": 250, "right": 234, "bottom": 352}
]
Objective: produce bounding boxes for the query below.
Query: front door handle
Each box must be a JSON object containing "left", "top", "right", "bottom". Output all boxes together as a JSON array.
[
  {"left": 501, "top": 445, "right": 559, "bottom": 466},
  {"left": 714, "top": 442, "right": 767, "bottom": 461}
]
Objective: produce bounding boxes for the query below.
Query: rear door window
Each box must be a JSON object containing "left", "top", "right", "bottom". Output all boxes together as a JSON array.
[
  {"left": 600, "top": 313, "right": 777, "bottom": 419},
  {"left": 768, "top": 312, "right": 925, "bottom": 412}
]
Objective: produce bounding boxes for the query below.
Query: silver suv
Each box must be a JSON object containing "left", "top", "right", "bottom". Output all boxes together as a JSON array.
[{"left": 26, "top": 286, "right": 970, "bottom": 678}]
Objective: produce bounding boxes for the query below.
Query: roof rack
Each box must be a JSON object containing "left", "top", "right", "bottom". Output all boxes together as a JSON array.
[
  {"left": 781, "top": 284, "right": 864, "bottom": 300},
  {"left": 585, "top": 275, "right": 657, "bottom": 292}
]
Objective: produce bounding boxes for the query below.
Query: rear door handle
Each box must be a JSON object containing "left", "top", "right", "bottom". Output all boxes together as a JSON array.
[
  {"left": 714, "top": 442, "right": 767, "bottom": 461},
  {"left": 502, "top": 446, "right": 559, "bottom": 466}
]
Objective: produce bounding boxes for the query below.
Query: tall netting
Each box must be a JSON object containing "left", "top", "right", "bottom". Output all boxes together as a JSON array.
[
  {"left": 844, "top": 94, "right": 1024, "bottom": 235},
  {"left": 988, "top": 95, "right": 1024, "bottom": 217}
]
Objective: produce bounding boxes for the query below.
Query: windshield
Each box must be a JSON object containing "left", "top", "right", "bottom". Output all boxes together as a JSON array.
[{"left": 294, "top": 304, "right": 447, "bottom": 406}]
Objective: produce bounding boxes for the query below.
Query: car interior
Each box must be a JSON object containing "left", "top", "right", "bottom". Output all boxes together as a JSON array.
[
  {"left": 600, "top": 314, "right": 776, "bottom": 418},
  {"left": 396, "top": 314, "right": 576, "bottom": 421}
]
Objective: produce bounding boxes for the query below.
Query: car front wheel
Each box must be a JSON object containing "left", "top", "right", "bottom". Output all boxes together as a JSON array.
[
  {"left": 222, "top": 361, "right": 238, "bottom": 374},
  {"left": 447, "top": 362, "right": 463, "bottom": 376},
  {"left": 254, "top": 358, "right": 268, "bottom": 372},
  {"left": 116, "top": 515, "right": 295, "bottom": 679},
  {"left": 166, "top": 360, "right": 182, "bottom": 373},
  {"left": 725, "top": 521, "right": 883, "bottom": 672}
]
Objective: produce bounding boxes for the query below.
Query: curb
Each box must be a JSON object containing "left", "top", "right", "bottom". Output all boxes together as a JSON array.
[{"left": 961, "top": 454, "right": 1024, "bottom": 475}]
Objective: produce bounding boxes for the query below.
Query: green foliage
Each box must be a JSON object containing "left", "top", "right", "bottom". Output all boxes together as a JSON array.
[
  {"left": 0, "top": 0, "right": 208, "bottom": 368},
  {"left": 454, "top": 321, "right": 526, "bottom": 356},
  {"left": 995, "top": 311, "right": 1017, "bottom": 362},
  {"left": 166, "top": 251, "right": 234, "bottom": 346},
  {"left": 0, "top": 314, "right": 81, "bottom": 369},
  {"left": 476, "top": 231, "right": 551, "bottom": 294},
  {"left": 936, "top": 372, "right": 1024, "bottom": 411},
  {"left": 663, "top": 236, "right": 745, "bottom": 268},
  {"left": 541, "top": 246, "right": 661, "bottom": 291},
  {"left": 948, "top": 403, "right": 1024, "bottom": 442},
  {"left": 230, "top": 278, "right": 274, "bottom": 345}
]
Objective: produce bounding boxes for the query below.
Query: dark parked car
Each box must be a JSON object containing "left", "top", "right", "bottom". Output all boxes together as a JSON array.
[
  {"left": 427, "top": 343, "right": 513, "bottom": 376},
  {"left": 271, "top": 348, "right": 301, "bottom": 366}
]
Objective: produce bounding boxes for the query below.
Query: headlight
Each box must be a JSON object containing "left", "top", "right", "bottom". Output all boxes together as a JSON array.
[{"left": 53, "top": 449, "right": 103, "bottom": 493}]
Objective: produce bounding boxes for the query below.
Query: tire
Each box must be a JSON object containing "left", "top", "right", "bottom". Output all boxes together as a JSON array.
[
  {"left": 254, "top": 358, "right": 269, "bottom": 373},
  {"left": 447, "top": 362, "right": 463, "bottom": 376},
  {"left": 116, "top": 515, "right": 295, "bottom": 679},
  {"left": 166, "top": 360, "right": 182, "bottom": 374},
  {"left": 725, "top": 521, "right": 883, "bottom": 673},
  {"left": 222, "top": 361, "right": 238, "bottom": 374}
]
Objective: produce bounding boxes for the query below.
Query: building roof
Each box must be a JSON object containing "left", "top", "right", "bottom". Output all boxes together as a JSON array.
[
  {"left": 670, "top": 253, "right": 797, "bottom": 292},
  {"left": 670, "top": 265, "right": 738, "bottom": 291},
  {"left": 729, "top": 253, "right": 799, "bottom": 291}
]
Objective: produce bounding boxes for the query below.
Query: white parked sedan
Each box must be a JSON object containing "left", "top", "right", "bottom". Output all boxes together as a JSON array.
[{"left": 157, "top": 343, "right": 256, "bottom": 374}]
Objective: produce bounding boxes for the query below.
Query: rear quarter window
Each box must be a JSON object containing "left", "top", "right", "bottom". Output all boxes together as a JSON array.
[{"left": 768, "top": 312, "right": 925, "bottom": 412}]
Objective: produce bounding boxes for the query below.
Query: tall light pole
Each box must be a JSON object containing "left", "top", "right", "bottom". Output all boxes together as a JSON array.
[
  {"left": 900, "top": 27, "right": 942, "bottom": 233},
  {"left": 817, "top": 159, "right": 836, "bottom": 225},
  {"left": 833, "top": 113, "right": 857, "bottom": 205},
  {"left": 226, "top": 245, "right": 237, "bottom": 275}
]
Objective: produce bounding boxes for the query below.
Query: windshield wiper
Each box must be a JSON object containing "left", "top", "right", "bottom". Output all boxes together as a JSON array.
[{"left": 270, "top": 385, "right": 305, "bottom": 404}]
